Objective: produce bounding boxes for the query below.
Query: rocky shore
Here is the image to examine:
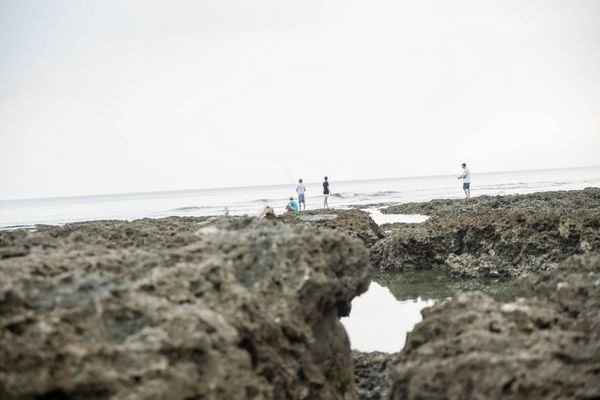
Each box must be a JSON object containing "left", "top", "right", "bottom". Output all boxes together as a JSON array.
[
  {"left": 276, "top": 209, "right": 384, "bottom": 248},
  {"left": 372, "top": 188, "right": 600, "bottom": 278},
  {"left": 0, "top": 216, "right": 371, "bottom": 399},
  {"left": 1, "top": 189, "right": 598, "bottom": 399},
  {"left": 371, "top": 189, "right": 600, "bottom": 399},
  {"left": 388, "top": 254, "right": 600, "bottom": 399},
  {"left": 380, "top": 187, "right": 600, "bottom": 217}
]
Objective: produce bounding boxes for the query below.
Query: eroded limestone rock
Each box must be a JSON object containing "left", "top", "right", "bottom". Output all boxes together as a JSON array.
[
  {"left": 0, "top": 217, "right": 371, "bottom": 400},
  {"left": 352, "top": 351, "right": 396, "bottom": 400},
  {"left": 387, "top": 255, "right": 600, "bottom": 400},
  {"left": 371, "top": 190, "right": 600, "bottom": 278},
  {"left": 277, "top": 209, "right": 384, "bottom": 248}
]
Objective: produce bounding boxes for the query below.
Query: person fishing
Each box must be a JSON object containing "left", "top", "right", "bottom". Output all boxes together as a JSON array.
[
  {"left": 296, "top": 179, "right": 306, "bottom": 211},
  {"left": 322, "top": 176, "right": 330, "bottom": 208},
  {"left": 457, "top": 163, "right": 471, "bottom": 199}
]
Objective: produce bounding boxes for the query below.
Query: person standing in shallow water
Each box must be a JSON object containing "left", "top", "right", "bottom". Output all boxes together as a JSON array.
[
  {"left": 322, "top": 176, "right": 330, "bottom": 208},
  {"left": 457, "top": 163, "right": 471, "bottom": 199},
  {"left": 296, "top": 179, "right": 306, "bottom": 211}
]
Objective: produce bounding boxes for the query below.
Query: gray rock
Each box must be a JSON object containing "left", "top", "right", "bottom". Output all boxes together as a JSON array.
[
  {"left": 352, "top": 351, "right": 397, "bottom": 400},
  {"left": 0, "top": 217, "right": 371, "bottom": 400},
  {"left": 381, "top": 187, "right": 600, "bottom": 217},
  {"left": 387, "top": 255, "right": 600, "bottom": 400},
  {"left": 298, "top": 214, "right": 338, "bottom": 222},
  {"left": 371, "top": 189, "right": 600, "bottom": 278},
  {"left": 277, "top": 209, "right": 384, "bottom": 248}
]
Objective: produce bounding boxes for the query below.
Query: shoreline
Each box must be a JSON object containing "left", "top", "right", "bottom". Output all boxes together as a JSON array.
[
  {"left": 1, "top": 185, "right": 597, "bottom": 232},
  {"left": 0, "top": 188, "right": 599, "bottom": 399},
  {"left": 2, "top": 166, "right": 600, "bottom": 229}
]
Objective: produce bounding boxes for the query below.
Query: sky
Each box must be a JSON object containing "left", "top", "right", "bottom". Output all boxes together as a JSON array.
[{"left": 1, "top": 0, "right": 599, "bottom": 200}]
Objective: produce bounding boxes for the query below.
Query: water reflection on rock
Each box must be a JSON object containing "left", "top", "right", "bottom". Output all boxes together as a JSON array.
[{"left": 374, "top": 269, "right": 518, "bottom": 302}]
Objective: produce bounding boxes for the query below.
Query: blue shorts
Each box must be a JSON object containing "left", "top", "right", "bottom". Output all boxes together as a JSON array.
[
  {"left": 463, "top": 182, "right": 471, "bottom": 190},
  {"left": 298, "top": 193, "right": 305, "bottom": 203}
]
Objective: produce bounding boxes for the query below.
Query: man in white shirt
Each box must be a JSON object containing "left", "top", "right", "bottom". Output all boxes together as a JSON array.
[
  {"left": 296, "top": 178, "right": 306, "bottom": 210},
  {"left": 457, "top": 163, "right": 471, "bottom": 199}
]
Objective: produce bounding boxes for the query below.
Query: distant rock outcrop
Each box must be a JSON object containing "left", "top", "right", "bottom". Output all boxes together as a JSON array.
[
  {"left": 371, "top": 189, "right": 600, "bottom": 278},
  {"left": 277, "top": 209, "right": 384, "bottom": 248},
  {"left": 380, "top": 187, "right": 600, "bottom": 217}
]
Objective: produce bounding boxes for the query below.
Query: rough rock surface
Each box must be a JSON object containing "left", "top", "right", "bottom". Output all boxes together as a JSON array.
[
  {"left": 381, "top": 187, "right": 600, "bottom": 218},
  {"left": 277, "top": 209, "right": 384, "bottom": 248},
  {"left": 388, "top": 255, "right": 600, "bottom": 400},
  {"left": 371, "top": 189, "right": 600, "bottom": 278},
  {"left": 352, "top": 351, "right": 396, "bottom": 400},
  {"left": 0, "top": 217, "right": 371, "bottom": 399}
]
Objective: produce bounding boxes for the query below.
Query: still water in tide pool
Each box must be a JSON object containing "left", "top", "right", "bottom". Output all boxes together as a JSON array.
[{"left": 341, "top": 270, "right": 518, "bottom": 353}]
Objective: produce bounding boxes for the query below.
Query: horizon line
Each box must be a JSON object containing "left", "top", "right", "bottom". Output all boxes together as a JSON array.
[{"left": 1, "top": 164, "right": 599, "bottom": 203}]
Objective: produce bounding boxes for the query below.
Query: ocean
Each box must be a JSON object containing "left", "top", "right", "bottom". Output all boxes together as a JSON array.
[{"left": 1, "top": 166, "right": 599, "bottom": 229}]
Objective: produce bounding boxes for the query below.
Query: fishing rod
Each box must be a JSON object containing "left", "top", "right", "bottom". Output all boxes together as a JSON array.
[{"left": 277, "top": 160, "right": 297, "bottom": 186}]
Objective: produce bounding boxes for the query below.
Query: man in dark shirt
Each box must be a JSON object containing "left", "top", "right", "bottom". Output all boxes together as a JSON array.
[{"left": 322, "top": 176, "right": 330, "bottom": 208}]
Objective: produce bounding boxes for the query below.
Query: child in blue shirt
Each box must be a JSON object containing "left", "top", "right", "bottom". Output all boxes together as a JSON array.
[{"left": 286, "top": 197, "right": 299, "bottom": 212}]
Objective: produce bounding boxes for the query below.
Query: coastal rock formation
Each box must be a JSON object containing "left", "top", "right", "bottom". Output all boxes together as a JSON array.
[
  {"left": 381, "top": 187, "right": 600, "bottom": 218},
  {"left": 352, "top": 351, "right": 396, "bottom": 400},
  {"left": 277, "top": 209, "right": 384, "bottom": 248},
  {"left": 0, "top": 217, "right": 371, "bottom": 399},
  {"left": 371, "top": 189, "right": 600, "bottom": 278},
  {"left": 387, "top": 255, "right": 600, "bottom": 400}
]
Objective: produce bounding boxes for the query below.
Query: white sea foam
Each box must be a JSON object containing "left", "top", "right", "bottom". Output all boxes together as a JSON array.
[{"left": 365, "top": 208, "right": 429, "bottom": 225}]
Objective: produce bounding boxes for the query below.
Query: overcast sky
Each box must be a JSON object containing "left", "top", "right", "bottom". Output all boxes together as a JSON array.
[{"left": 1, "top": 0, "right": 599, "bottom": 199}]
